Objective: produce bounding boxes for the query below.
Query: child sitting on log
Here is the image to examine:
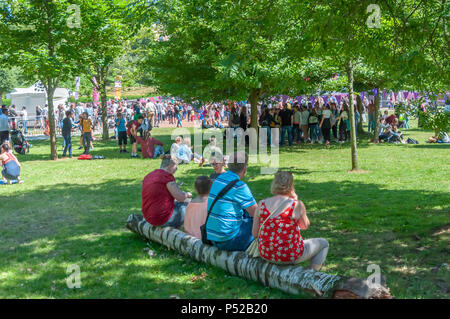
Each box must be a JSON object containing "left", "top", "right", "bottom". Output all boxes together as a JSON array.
[{"left": 183, "top": 176, "right": 213, "bottom": 239}]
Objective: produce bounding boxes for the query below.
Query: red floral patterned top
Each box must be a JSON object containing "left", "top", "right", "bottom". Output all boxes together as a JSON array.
[{"left": 258, "top": 199, "right": 304, "bottom": 263}]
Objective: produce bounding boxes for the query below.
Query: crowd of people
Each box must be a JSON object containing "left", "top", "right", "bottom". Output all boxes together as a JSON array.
[{"left": 141, "top": 152, "right": 329, "bottom": 270}]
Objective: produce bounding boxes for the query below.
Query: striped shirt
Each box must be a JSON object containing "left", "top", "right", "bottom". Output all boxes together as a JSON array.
[{"left": 206, "top": 171, "right": 256, "bottom": 242}]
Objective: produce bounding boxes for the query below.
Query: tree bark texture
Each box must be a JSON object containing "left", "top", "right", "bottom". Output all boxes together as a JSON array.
[
  {"left": 126, "top": 214, "right": 391, "bottom": 299},
  {"left": 346, "top": 60, "right": 359, "bottom": 171}
]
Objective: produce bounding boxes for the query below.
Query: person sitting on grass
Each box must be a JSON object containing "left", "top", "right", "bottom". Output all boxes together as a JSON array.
[
  {"left": 251, "top": 171, "right": 329, "bottom": 270},
  {"left": 199, "top": 137, "right": 222, "bottom": 167},
  {"left": 170, "top": 136, "right": 182, "bottom": 160},
  {"left": 184, "top": 176, "right": 213, "bottom": 239},
  {"left": 142, "top": 155, "right": 192, "bottom": 228},
  {"left": 177, "top": 137, "right": 194, "bottom": 164},
  {"left": 377, "top": 118, "right": 392, "bottom": 142},
  {"left": 202, "top": 115, "right": 214, "bottom": 129},
  {"left": 135, "top": 131, "right": 165, "bottom": 159},
  {"left": 0, "top": 143, "right": 23, "bottom": 184},
  {"left": 428, "top": 132, "right": 450, "bottom": 143},
  {"left": 209, "top": 152, "right": 226, "bottom": 180}
]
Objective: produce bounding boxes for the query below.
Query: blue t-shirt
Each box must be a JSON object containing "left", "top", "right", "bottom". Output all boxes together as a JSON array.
[
  {"left": 116, "top": 118, "right": 126, "bottom": 132},
  {"left": 206, "top": 171, "right": 256, "bottom": 242}
]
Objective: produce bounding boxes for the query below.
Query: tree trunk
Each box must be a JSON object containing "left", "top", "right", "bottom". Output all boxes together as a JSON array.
[
  {"left": 126, "top": 214, "right": 391, "bottom": 299},
  {"left": 249, "top": 89, "right": 260, "bottom": 129},
  {"left": 100, "top": 81, "right": 109, "bottom": 141},
  {"left": 346, "top": 60, "right": 358, "bottom": 171},
  {"left": 47, "top": 83, "right": 58, "bottom": 160},
  {"left": 373, "top": 87, "right": 381, "bottom": 143},
  {"left": 356, "top": 95, "right": 364, "bottom": 134}
]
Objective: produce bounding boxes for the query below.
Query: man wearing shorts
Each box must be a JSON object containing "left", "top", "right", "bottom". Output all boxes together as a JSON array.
[{"left": 115, "top": 112, "right": 128, "bottom": 153}]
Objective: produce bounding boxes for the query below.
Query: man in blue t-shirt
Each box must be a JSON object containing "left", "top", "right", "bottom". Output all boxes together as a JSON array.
[
  {"left": 206, "top": 152, "right": 257, "bottom": 251},
  {"left": 115, "top": 112, "right": 128, "bottom": 153}
]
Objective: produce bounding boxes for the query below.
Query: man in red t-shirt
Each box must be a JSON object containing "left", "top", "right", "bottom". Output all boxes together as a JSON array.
[{"left": 142, "top": 156, "right": 192, "bottom": 227}]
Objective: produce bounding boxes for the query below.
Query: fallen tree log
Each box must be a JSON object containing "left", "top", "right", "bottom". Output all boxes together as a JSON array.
[{"left": 126, "top": 214, "right": 392, "bottom": 299}]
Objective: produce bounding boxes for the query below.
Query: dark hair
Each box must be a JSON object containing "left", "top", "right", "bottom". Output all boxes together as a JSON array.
[
  {"left": 1, "top": 143, "right": 10, "bottom": 152},
  {"left": 194, "top": 176, "right": 212, "bottom": 195},
  {"left": 138, "top": 115, "right": 144, "bottom": 120},
  {"left": 65, "top": 110, "right": 72, "bottom": 117}
]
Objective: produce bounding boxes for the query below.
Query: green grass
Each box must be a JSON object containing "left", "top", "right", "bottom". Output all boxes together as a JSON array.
[{"left": 0, "top": 121, "right": 449, "bottom": 299}]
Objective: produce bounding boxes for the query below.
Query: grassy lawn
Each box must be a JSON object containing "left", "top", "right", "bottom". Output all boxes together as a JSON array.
[{"left": 0, "top": 121, "right": 449, "bottom": 299}]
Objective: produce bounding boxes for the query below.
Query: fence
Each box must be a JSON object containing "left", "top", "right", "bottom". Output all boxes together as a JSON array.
[{"left": 6, "top": 115, "right": 117, "bottom": 138}]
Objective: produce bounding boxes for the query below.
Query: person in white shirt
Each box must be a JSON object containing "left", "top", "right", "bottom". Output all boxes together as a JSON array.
[
  {"left": 146, "top": 101, "right": 156, "bottom": 126},
  {"left": 20, "top": 107, "right": 28, "bottom": 134}
]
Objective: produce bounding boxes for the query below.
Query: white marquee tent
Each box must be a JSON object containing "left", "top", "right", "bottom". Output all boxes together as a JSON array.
[{"left": 9, "top": 82, "right": 70, "bottom": 116}]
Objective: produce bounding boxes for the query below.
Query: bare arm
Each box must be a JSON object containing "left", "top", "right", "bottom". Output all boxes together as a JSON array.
[
  {"left": 246, "top": 203, "right": 258, "bottom": 218},
  {"left": 296, "top": 200, "right": 310, "bottom": 230},
  {"left": 166, "top": 181, "right": 192, "bottom": 202},
  {"left": 251, "top": 202, "right": 261, "bottom": 238}
]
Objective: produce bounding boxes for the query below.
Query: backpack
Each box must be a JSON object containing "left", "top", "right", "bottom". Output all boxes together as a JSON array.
[
  {"left": 78, "top": 154, "right": 92, "bottom": 160},
  {"left": 231, "top": 112, "right": 240, "bottom": 125},
  {"left": 407, "top": 138, "right": 419, "bottom": 144},
  {"left": 259, "top": 115, "right": 269, "bottom": 127}
]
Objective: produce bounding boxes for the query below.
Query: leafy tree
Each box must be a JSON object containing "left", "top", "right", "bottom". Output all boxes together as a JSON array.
[
  {"left": 0, "top": 0, "right": 88, "bottom": 159},
  {"left": 0, "top": 67, "right": 19, "bottom": 104},
  {"left": 75, "top": 0, "right": 129, "bottom": 141},
  {"left": 129, "top": 0, "right": 310, "bottom": 128}
]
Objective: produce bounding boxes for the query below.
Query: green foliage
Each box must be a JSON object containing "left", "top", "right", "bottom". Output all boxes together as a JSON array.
[
  {"left": 1, "top": 125, "right": 449, "bottom": 299},
  {"left": 420, "top": 104, "right": 450, "bottom": 136},
  {"left": 0, "top": 67, "right": 19, "bottom": 97}
]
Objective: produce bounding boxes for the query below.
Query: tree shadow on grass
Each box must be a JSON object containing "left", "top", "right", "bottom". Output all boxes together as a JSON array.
[{"left": 0, "top": 175, "right": 448, "bottom": 298}]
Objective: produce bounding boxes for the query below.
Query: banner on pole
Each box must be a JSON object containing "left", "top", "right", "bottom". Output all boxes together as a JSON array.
[
  {"left": 92, "top": 77, "right": 99, "bottom": 102},
  {"left": 114, "top": 75, "right": 122, "bottom": 100}
]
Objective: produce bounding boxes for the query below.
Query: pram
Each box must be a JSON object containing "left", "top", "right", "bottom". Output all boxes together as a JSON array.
[{"left": 10, "top": 129, "right": 30, "bottom": 155}]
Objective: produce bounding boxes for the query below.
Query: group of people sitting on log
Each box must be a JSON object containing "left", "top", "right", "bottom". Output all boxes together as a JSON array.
[{"left": 141, "top": 151, "right": 329, "bottom": 271}]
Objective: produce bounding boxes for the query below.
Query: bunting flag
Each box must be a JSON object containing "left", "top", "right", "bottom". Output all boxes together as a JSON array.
[
  {"left": 323, "top": 96, "right": 329, "bottom": 105},
  {"left": 310, "top": 96, "right": 315, "bottom": 106},
  {"left": 296, "top": 96, "right": 302, "bottom": 105},
  {"left": 403, "top": 91, "right": 409, "bottom": 100},
  {"left": 336, "top": 94, "right": 342, "bottom": 106},
  {"left": 372, "top": 88, "right": 377, "bottom": 97},
  {"left": 360, "top": 91, "right": 365, "bottom": 101},
  {"left": 75, "top": 76, "right": 80, "bottom": 101},
  {"left": 394, "top": 92, "right": 398, "bottom": 102},
  {"left": 114, "top": 75, "right": 122, "bottom": 100},
  {"left": 282, "top": 95, "right": 288, "bottom": 104},
  {"left": 414, "top": 92, "right": 419, "bottom": 100},
  {"left": 383, "top": 90, "right": 387, "bottom": 100}
]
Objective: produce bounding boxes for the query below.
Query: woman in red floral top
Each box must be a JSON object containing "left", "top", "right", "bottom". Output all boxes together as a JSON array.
[{"left": 252, "top": 171, "right": 329, "bottom": 271}]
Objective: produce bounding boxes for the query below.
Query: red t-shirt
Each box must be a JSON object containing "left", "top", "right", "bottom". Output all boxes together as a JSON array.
[
  {"left": 136, "top": 137, "right": 163, "bottom": 158},
  {"left": 126, "top": 120, "right": 139, "bottom": 136},
  {"left": 385, "top": 114, "right": 397, "bottom": 125},
  {"left": 142, "top": 169, "right": 175, "bottom": 226}
]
